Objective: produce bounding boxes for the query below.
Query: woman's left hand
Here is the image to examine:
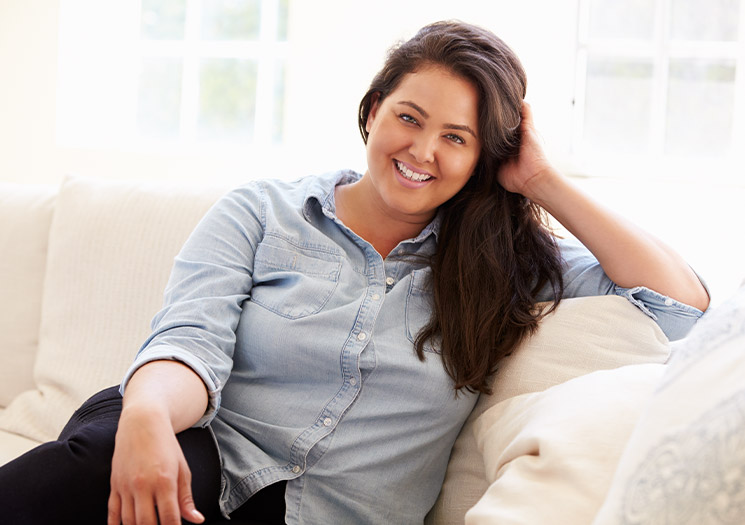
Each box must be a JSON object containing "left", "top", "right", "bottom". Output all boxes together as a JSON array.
[
  {"left": 501, "top": 104, "right": 709, "bottom": 312},
  {"left": 497, "top": 102, "right": 556, "bottom": 199}
]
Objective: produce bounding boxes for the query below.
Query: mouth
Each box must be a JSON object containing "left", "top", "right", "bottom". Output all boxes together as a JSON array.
[{"left": 395, "top": 160, "right": 433, "bottom": 183}]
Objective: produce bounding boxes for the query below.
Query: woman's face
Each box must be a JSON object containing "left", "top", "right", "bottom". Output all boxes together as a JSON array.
[{"left": 364, "top": 66, "right": 481, "bottom": 224}]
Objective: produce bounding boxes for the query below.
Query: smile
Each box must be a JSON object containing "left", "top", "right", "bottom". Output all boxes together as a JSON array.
[{"left": 395, "top": 160, "right": 433, "bottom": 182}]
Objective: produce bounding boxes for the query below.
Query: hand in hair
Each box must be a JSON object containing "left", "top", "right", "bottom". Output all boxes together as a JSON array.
[
  {"left": 498, "top": 105, "right": 709, "bottom": 313},
  {"left": 497, "top": 102, "right": 554, "bottom": 199}
]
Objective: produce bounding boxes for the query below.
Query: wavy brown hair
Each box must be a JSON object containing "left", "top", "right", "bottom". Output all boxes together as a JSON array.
[{"left": 359, "top": 21, "right": 564, "bottom": 394}]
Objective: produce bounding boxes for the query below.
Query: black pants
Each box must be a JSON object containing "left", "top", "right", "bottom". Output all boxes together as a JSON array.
[{"left": 0, "top": 386, "right": 286, "bottom": 524}]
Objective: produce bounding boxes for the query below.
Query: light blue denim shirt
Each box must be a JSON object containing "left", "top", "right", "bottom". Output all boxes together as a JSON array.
[{"left": 121, "top": 170, "right": 703, "bottom": 524}]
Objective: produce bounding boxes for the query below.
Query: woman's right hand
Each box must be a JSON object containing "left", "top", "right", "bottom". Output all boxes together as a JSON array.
[{"left": 108, "top": 405, "right": 205, "bottom": 525}]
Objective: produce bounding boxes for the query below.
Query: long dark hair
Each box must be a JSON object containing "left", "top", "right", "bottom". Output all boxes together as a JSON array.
[{"left": 358, "top": 21, "right": 564, "bottom": 394}]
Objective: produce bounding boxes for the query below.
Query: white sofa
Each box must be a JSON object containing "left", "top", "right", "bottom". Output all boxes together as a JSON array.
[{"left": 2, "top": 176, "right": 742, "bottom": 524}]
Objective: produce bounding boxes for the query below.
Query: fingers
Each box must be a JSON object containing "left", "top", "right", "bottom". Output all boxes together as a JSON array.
[
  {"left": 107, "top": 491, "right": 122, "bottom": 525},
  {"left": 108, "top": 471, "right": 196, "bottom": 525},
  {"left": 120, "top": 494, "right": 135, "bottom": 525},
  {"left": 150, "top": 472, "right": 184, "bottom": 525},
  {"left": 519, "top": 101, "right": 535, "bottom": 129},
  {"left": 177, "top": 458, "right": 205, "bottom": 524},
  {"left": 133, "top": 492, "right": 159, "bottom": 525}
]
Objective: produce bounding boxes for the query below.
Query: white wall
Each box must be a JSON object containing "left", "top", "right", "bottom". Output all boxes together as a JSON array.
[{"left": 0, "top": 0, "right": 743, "bottom": 301}]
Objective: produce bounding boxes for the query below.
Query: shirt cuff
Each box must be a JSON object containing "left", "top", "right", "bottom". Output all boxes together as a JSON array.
[
  {"left": 119, "top": 345, "right": 223, "bottom": 428},
  {"left": 614, "top": 286, "right": 705, "bottom": 341}
]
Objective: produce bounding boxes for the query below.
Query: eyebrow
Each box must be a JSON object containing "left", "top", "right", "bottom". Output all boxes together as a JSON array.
[{"left": 398, "top": 100, "right": 477, "bottom": 138}]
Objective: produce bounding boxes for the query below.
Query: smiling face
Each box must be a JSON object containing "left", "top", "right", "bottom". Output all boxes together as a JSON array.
[{"left": 362, "top": 66, "right": 482, "bottom": 224}]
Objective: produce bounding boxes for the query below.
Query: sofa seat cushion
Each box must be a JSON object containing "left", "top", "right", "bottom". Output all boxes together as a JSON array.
[
  {"left": 0, "top": 177, "right": 228, "bottom": 448},
  {"left": 0, "top": 430, "right": 41, "bottom": 467}
]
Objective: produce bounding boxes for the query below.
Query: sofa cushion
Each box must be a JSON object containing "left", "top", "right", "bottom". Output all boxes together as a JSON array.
[
  {"left": 426, "top": 295, "right": 670, "bottom": 525},
  {"left": 0, "top": 429, "right": 42, "bottom": 467},
  {"left": 465, "top": 363, "right": 663, "bottom": 525},
  {"left": 0, "top": 176, "right": 228, "bottom": 445},
  {"left": 0, "top": 183, "right": 56, "bottom": 408},
  {"left": 593, "top": 285, "right": 745, "bottom": 525}
]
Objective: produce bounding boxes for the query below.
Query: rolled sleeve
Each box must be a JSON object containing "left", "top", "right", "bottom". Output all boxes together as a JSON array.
[
  {"left": 119, "top": 344, "right": 223, "bottom": 427},
  {"left": 538, "top": 237, "right": 705, "bottom": 341},
  {"left": 614, "top": 285, "right": 704, "bottom": 341},
  {"left": 119, "top": 183, "right": 265, "bottom": 427}
]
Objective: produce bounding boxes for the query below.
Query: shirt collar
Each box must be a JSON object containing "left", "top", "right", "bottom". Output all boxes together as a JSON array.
[{"left": 302, "top": 169, "right": 441, "bottom": 243}]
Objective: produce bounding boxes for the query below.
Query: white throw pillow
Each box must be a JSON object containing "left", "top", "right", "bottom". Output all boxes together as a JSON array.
[
  {"left": 426, "top": 295, "right": 670, "bottom": 525},
  {"left": 593, "top": 285, "right": 745, "bottom": 525},
  {"left": 0, "top": 183, "right": 56, "bottom": 407},
  {"left": 0, "top": 176, "right": 227, "bottom": 444},
  {"left": 466, "top": 363, "right": 664, "bottom": 525}
]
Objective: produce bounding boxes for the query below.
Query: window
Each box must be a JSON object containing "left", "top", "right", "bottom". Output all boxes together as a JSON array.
[
  {"left": 573, "top": 0, "right": 745, "bottom": 178},
  {"left": 56, "top": 0, "right": 288, "bottom": 148}
]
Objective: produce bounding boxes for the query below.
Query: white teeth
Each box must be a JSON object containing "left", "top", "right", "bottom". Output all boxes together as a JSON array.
[{"left": 396, "top": 161, "right": 432, "bottom": 182}]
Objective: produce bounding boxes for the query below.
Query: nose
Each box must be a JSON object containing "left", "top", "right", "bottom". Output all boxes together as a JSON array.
[{"left": 409, "top": 132, "right": 436, "bottom": 164}]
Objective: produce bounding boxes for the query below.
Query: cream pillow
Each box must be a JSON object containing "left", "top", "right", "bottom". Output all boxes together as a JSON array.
[
  {"left": 0, "top": 176, "right": 228, "bottom": 443},
  {"left": 0, "top": 183, "right": 56, "bottom": 408},
  {"left": 593, "top": 285, "right": 745, "bottom": 525},
  {"left": 426, "top": 295, "right": 670, "bottom": 525},
  {"left": 466, "top": 363, "right": 664, "bottom": 525}
]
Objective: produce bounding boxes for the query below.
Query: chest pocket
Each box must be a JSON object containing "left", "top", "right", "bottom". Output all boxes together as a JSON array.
[
  {"left": 250, "top": 240, "right": 342, "bottom": 320},
  {"left": 405, "top": 268, "right": 440, "bottom": 353}
]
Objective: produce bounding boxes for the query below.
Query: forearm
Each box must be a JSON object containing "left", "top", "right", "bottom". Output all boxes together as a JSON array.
[
  {"left": 122, "top": 360, "right": 209, "bottom": 433},
  {"left": 527, "top": 168, "right": 709, "bottom": 311}
]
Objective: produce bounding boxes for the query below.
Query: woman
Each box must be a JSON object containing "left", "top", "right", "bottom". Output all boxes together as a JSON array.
[{"left": 0, "top": 21, "right": 708, "bottom": 525}]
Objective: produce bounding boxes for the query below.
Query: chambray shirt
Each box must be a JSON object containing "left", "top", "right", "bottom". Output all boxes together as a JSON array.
[{"left": 121, "top": 170, "right": 703, "bottom": 524}]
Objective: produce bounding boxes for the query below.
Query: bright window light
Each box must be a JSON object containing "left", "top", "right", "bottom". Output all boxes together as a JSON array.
[
  {"left": 573, "top": 0, "right": 745, "bottom": 181},
  {"left": 56, "top": 0, "right": 288, "bottom": 150}
]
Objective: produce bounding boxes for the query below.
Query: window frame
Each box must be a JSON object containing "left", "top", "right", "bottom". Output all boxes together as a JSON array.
[
  {"left": 572, "top": 0, "right": 745, "bottom": 181},
  {"left": 137, "top": 0, "right": 288, "bottom": 147}
]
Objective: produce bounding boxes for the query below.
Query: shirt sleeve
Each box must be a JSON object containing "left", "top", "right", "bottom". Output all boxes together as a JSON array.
[
  {"left": 119, "top": 183, "right": 264, "bottom": 427},
  {"left": 535, "top": 237, "right": 706, "bottom": 341}
]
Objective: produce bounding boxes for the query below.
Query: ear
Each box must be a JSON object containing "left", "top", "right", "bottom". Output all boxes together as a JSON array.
[{"left": 365, "top": 93, "right": 382, "bottom": 134}]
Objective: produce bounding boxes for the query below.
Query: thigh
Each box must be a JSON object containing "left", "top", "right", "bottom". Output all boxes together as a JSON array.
[
  {"left": 58, "top": 385, "right": 123, "bottom": 440},
  {"left": 228, "top": 480, "right": 287, "bottom": 525},
  {"left": 0, "top": 385, "right": 224, "bottom": 524},
  {"left": 0, "top": 386, "right": 123, "bottom": 523}
]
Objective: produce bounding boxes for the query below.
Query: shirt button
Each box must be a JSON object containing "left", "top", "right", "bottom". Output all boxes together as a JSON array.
[
  {"left": 371, "top": 293, "right": 381, "bottom": 301},
  {"left": 291, "top": 465, "right": 301, "bottom": 474},
  {"left": 385, "top": 277, "right": 395, "bottom": 286},
  {"left": 664, "top": 297, "right": 674, "bottom": 306},
  {"left": 323, "top": 417, "right": 333, "bottom": 427},
  {"left": 357, "top": 332, "right": 367, "bottom": 341},
  {"left": 349, "top": 377, "right": 357, "bottom": 386}
]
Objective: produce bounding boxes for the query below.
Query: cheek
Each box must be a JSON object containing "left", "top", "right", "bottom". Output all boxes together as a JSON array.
[
  {"left": 442, "top": 152, "right": 479, "bottom": 183},
  {"left": 368, "top": 126, "right": 406, "bottom": 161}
]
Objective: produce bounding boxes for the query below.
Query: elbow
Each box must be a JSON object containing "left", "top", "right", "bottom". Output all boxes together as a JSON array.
[{"left": 691, "top": 287, "right": 710, "bottom": 313}]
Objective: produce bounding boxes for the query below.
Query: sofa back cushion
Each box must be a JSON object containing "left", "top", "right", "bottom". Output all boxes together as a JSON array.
[
  {"left": 466, "top": 363, "right": 664, "bottom": 525},
  {"left": 0, "top": 176, "right": 228, "bottom": 442},
  {"left": 426, "top": 295, "right": 670, "bottom": 525},
  {"left": 0, "top": 183, "right": 56, "bottom": 408}
]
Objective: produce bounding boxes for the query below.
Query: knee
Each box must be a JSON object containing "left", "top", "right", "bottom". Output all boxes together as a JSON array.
[{"left": 60, "top": 419, "right": 118, "bottom": 478}]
